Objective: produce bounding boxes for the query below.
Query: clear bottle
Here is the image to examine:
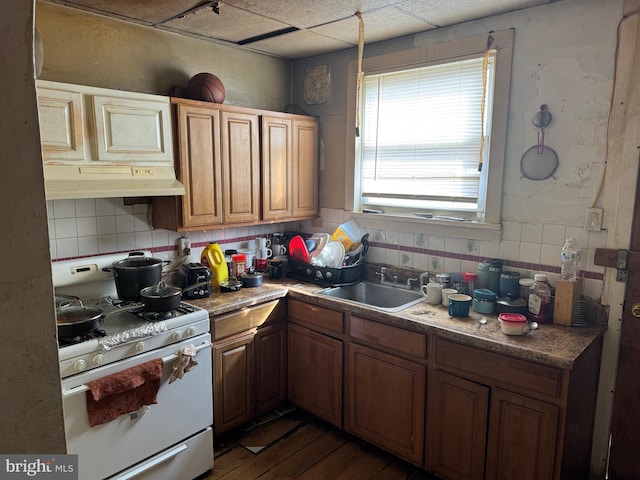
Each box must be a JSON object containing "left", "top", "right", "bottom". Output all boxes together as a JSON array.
[
  {"left": 560, "top": 237, "right": 580, "bottom": 281},
  {"left": 528, "top": 273, "right": 552, "bottom": 324}
]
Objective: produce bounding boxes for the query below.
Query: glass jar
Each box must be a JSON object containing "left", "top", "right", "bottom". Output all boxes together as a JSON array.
[
  {"left": 519, "top": 278, "right": 534, "bottom": 301},
  {"left": 231, "top": 253, "right": 246, "bottom": 278},
  {"left": 527, "top": 274, "right": 552, "bottom": 324}
]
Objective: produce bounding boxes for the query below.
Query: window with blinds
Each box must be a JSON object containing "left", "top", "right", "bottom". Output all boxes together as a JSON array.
[{"left": 359, "top": 53, "right": 496, "bottom": 213}]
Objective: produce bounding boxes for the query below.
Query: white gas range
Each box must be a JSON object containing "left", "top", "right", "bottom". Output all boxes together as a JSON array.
[{"left": 53, "top": 253, "right": 214, "bottom": 480}]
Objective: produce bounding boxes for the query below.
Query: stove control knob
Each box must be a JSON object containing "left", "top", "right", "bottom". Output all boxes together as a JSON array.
[
  {"left": 73, "top": 359, "right": 87, "bottom": 372},
  {"left": 135, "top": 342, "right": 145, "bottom": 352},
  {"left": 172, "top": 331, "right": 182, "bottom": 341},
  {"left": 92, "top": 354, "right": 104, "bottom": 366},
  {"left": 186, "top": 327, "right": 196, "bottom": 337}
]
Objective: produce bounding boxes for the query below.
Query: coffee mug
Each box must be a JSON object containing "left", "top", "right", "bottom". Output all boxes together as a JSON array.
[
  {"left": 255, "top": 237, "right": 271, "bottom": 249},
  {"left": 441, "top": 288, "right": 458, "bottom": 307},
  {"left": 448, "top": 294, "right": 472, "bottom": 317},
  {"left": 255, "top": 258, "right": 269, "bottom": 271},
  {"left": 273, "top": 244, "right": 287, "bottom": 256},
  {"left": 256, "top": 247, "right": 272, "bottom": 259},
  {"left": 421, "top": 282, "right": 442, "bottom": 305}
]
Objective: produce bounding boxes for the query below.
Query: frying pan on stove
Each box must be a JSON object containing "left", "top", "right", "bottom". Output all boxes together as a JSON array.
[{"left": 56, "top": 304, "right": 105, "bottom": 338}]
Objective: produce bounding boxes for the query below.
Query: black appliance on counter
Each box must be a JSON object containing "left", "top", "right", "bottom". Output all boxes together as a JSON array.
[{"left": 178, "top": 262, "right": 212, "bottom": 299}]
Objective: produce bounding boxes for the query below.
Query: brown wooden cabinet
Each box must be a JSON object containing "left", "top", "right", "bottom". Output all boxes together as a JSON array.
[
  {"left": 211, "top": 300, "right": 286, "bottom": 434},
  {"left": 287, "top": 299, "right": 344, "bottom": 427},
  {"left": 152, "top": 98, "right": 318, "bottom": 231}
]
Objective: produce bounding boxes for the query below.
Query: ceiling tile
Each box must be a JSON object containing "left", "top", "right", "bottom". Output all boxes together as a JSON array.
[
  {"left": 50, "top": 0, "right": 199, "bottom": 25},
  {"left": 312, "top": 5, "right": 435, "bottom": 45},
  {"left": 396, "top": 0, "right": 551, "bottom": 26},
  {"left": 246, "top": 30, "right": 354, "bottom": 59},
  {"left": 163, "top": 4, "right": 289, "bottom": 43},
  {"left": 224, "top": 0, "right": 390, "bottom": 29}
]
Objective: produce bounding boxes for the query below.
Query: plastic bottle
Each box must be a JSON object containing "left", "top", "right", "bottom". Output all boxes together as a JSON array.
[
  {"left": 201, "top": 242, "right": 228, "bottom": 286},
  {"left": 528, "top": 274, "right": 552, "bottom": 324},
  {"left": 560, "top": 237, "right": 580, "bottom": 281}
]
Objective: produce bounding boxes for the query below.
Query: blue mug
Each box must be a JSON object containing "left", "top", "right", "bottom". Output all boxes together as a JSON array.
[{"left": 448, "top": 293, "right": 472, "bottom": 317}]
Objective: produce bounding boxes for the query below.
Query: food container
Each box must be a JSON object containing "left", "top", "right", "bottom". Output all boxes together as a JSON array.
[
  {"left": 496, "top": 297, "right": 528, "bottom": 315},
  {"left": 498, "top": 313, "right": 529, "bottom": 335},
  {"left": 472, "top": 288, "right": 497, "bottom": 314}
]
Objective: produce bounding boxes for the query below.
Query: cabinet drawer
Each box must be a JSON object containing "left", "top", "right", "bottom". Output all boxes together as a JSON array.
[
  {"left": 350, "top": 316, "right": 426, "bottom": 359},
  {"left": 435, "top": 338, "right": 562, "bottom": 399},
  {"left": 288, "top": 299, "right": 343, "bottom": 334},
  {"left": 213, "top": 300, "right": 285, "bottom": 340}
]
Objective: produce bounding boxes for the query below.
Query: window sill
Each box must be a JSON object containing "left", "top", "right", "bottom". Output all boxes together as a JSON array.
[{"left": 349, "top": 211, "right": 502, "bottom": 242}]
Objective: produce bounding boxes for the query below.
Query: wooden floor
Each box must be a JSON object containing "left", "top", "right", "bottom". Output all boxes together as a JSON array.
[{"left": 198, "top": 406, "right": 441, "bottom": 480}]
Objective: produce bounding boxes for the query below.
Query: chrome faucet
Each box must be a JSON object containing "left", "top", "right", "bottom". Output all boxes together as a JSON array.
[{"left": 376, "top": 267, "right": 418, "bottom": 290}]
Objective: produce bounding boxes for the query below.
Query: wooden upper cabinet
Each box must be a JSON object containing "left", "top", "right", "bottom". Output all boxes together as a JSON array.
[
  {"left": 176, "top": 104, "right": 223, "bottom": 227},
  {"left": 261, "top": 116, "right": 293, "bottom": 221},
  {"left": 37, "top": 87, "right": 85, "bottom": 161},
  {"left": 292, "top": 118, "right": 319, "bottom": 218},
  {"left": 220, "top": 110, "right": 260, "bottom": 224}
]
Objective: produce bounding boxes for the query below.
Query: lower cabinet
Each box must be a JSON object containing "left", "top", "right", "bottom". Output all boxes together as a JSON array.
[
  {"left": 287, "top": 322, "right": 343, "bottom": 427},
  {"left": 212, "top": 300, "right": 286, "bottom": 434},
  {"left": 345, "top": 342, "right": 426, "bottom": 466}
]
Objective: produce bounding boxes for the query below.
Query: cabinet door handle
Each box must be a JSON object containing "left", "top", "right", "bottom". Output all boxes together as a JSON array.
[{"left": 632, "top": 303, "right": 640, "bottom": 318}]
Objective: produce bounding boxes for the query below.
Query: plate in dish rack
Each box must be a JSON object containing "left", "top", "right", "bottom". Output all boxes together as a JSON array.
[{"left": 324, "top": 241, "right": 345, "bottom": 268}]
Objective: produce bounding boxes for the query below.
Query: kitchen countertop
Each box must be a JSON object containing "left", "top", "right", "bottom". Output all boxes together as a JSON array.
[{"left": 187, "top": 277, "right": 605, "bottom": 370}]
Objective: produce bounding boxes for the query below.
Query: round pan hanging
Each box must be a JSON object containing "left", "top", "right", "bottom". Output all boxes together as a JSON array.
[{"left": 520, "top": 104, "right": 558, "bottom": 180}]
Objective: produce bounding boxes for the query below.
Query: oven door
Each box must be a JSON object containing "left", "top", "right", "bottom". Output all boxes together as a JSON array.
[{"left": 62, "top": 334, "right": 213, "bottom": 480}]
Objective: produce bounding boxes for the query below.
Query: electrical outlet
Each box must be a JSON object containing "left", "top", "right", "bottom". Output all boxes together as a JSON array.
[
  {"left": 585, "top": 208, "right": 603, "bottom": 231},
  {"left": 177, "top": 237, "right": 191, "bottom": 256}
]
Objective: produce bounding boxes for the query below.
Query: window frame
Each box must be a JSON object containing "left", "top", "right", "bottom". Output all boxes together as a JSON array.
[{"left": 345, "top": 30, "right": 513, "bottom": 228}]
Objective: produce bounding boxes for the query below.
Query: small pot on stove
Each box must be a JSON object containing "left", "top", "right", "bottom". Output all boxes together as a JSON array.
[{"left": 140, "top": 280, "right": 182, "bottom": 312}]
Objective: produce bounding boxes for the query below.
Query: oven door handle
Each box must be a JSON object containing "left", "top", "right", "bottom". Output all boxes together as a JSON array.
[
  {"left": 62, "top": 340, "right": 212, "bottom": 399},
  {"left": 110, "top": 443, "right": 189, "bottom": 480}
]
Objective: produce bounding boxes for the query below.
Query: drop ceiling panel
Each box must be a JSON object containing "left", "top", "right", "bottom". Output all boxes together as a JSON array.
[
  {"left": 223, "top": 0, "right": 391, "bottom": 29},
  {"left": 396, "top": 0, "right": 552, "bottom": 26},
  {"left": 247, "top": 30, "right": 354, "bottom": 59},
  {"left": 312, "top": 6, "right": 436, "bottom": 46},
  {"left": 50, "top": 0, "right": 198, "bottom": 24},
  {"left": 163, "top": 4, "right": 289, "bottom": 43}
]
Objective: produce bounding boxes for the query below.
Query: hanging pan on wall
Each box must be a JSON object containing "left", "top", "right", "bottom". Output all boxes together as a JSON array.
[{"left": 521, "top": 104, "right": 558, "bottom": 180}]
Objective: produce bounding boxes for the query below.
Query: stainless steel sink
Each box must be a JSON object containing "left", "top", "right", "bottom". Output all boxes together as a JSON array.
[{"left": 316, "top": 282, "right": 426, "bottom": 312}]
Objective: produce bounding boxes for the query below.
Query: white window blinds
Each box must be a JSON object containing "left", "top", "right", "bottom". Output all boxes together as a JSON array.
[{"left": 360, "top": 54, "right": 495, "bottom": 210}]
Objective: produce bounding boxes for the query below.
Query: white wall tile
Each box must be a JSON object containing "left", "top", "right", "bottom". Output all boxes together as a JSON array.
[
  {"left": 413, "top": 252, "right": 429, "bottom": 271},
  {"left": 443, "top": 257, "right": 461, "bottom": 273},
  {"left": 133, "top": 214, "right": 152, "bottom": 232},
  {"left": 114, "top": 198, "right": 134, "bottom": 215},
  {"left": 586, "top": 249, "right": 605, "bottom": 274},
  {"left": 430, "top": 256, "right": 444, "bottom": 272},
  {"left": 76, "top": 217, "right": 97, "bottom": 237},
  {"left": 96, "top": 198, "right": 116, "bottom": 216},
  {"left": 542, "top": 224, "right": 566, "bottom": 245},
  {"left": 541, "top": 244, "right": 562, "bottom": 267},
  {"left": 133, "top": 203, "right": 149, "bottom": 215},
  {"left": 499, "top": 240, "right": 520, "bottom": 261},
  {"left": 479, "top": 240, "right": 499, "bottom": 258},
  {"left": 399, "top": 232, "right": 414, "bottom": 247},
  {"left": 135, "top": 231, "right": 153, "bottom": 250},
  {"left": 116, "top": 233, "right": 136, "bottom": 251},
  {"left": 414, "top": 233, "right": 428, "bottom": 248},
  {"left": 521, "top": 223, "right": 543, "bottom": 243},
  {"left": 56, "top": 237, "right": 78, "bottom": 258},
  {"left": 74, "top": 199, "right": 96, "bottom": 217},
  {"left": 97, "top": 216, "right": 116, "bottom": 235},
  {"left": 116, "top": 215, "right": 135, "bottom": 233},
  {"left": 519, "top": 242, "right": 541, "bottom": 263},
  {"left": 373, "top": 229, "right": 386, "bottom": 243},
  {"left": 48, "top": 219, "right": 56, "bottom": 239},
  {"left": 54, "top": 218, "right": 77, "bottom": 238},
  {"left": 49, "top": 240, "right": 57, "bottom": 260},
  {"left": 583, "top": 278, "right": 604, "bottom": 300},
  {"left": 429, "top": 235, "right": 445, "bottom": 251},
  {"left": 464, "top": 239, "right": 480, "bottom": 254},
  {"left": 385, "top": 248, "right": 400, "bottom": 266},
  {"left": 386, "top": 230, "right": 400, "bottom": 245},
  {"left": 445, "top": 237, "right": 463, "bottom": 253},
  {"left": 77, "top": 236, "right": 99, "bottom": 256},
  {"left": 566, "top": 226, "right": 589, "bottom": 248},
  {"left": 98, "top": 235, "right": 118, "bottom": 254},
  {"left": 400, "top": 251, "right": 412, "bottom": 268},
  {"left": 502, "top": 222, "right": 522, "bottom": 241},
  {"left": 52, "top": 199, "right": 76, "bottom": 218},
  {"left": 152, "top": 229, "right": 170, "bottom": 247},
  {"left": 461, "top": 260, "right": 477, "bottom": 273},
  {"left": 588, "top": 230, "right": 608, "bottom": 250}
]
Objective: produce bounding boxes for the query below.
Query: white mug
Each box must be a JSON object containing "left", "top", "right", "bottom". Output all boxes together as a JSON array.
[
  {"left": 421, "top": 282, "right": 443, "bottom": 305},
  {"left": 441, "top": 288, "right": 458, "bottom": 307},
  {"left": 256, "top": 247, "right": 272, "bottom": 259},
  {"left": 273, "top": 244, "right": 287, "bottom": 256},
  {"left": 255, "top": 237, "right": 271, "bottom": 249}
]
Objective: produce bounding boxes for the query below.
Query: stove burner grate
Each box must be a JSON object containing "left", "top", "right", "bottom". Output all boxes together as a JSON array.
[{"left": 58, "top": 328, "right": 107, "bottom": 347}]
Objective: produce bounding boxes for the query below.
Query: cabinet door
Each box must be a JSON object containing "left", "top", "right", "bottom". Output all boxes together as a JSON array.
[
  {"left": 254, "top": 323, "right": 287, "bottom": 414},
  {"left": 345, "top": 342, "right": 425, "bottom": 466},
  {"left": 287, "top": 322, "right": 342, "bottom": 427},
  {"left": 261, "top": 116, "right": 292, "bottom": 221},
  {"left": 92, "top": 95, "right": 173, "bottom": 163},
  {"left": 428, "top": 371, "right": 489, "bottom": 480},
  {"left": 213, "top": 335, "right": 254, "bottom": 433},
  {"left": 485, "top": 388, "right": 558, "bottom": 480},
  {"left": 292, "top": 118, "right": 319, "bottom": 218},
  {"left": 220, "top": 110, "right": 260, "bottom": 223},
  {"left": 176, "top": 104, "right": 223, "bottom": 227},
  {"left": 37, "top": 87, "right": 85, "bottom": 161}
]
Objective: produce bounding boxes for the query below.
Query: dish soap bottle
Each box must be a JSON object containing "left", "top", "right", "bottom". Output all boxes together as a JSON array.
[{"left": 201, "top": 242, "right": 228, "bottom": 286}]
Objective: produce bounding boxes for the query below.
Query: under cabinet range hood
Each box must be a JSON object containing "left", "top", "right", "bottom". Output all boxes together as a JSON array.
[
  {"left": 43, "top": 165, "right": 185, "bottom": 200},
  {"left": 37, "top": 80, "right": 185, "bottom": 200}
]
